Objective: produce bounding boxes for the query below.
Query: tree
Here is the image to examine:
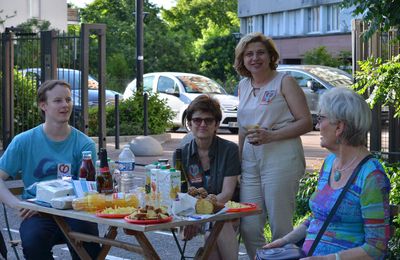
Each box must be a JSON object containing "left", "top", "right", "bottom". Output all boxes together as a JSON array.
[
  {"left": 162, "top": 0, "right": 239, "bottom": 83},
  {"left": 302, "top": 46, "right": 340, "bottom": 67},
  {"left": 341, "top": 0, "right": 400, "bottom": 40},
  {"left": 353, "top": 55, "right": 400, "bottom": 117},
  {"left": 80, "top": 0, "right": 197, "bottom": 91}
]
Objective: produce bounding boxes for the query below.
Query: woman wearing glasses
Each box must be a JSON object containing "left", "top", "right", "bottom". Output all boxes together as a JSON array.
[
  {"left": 179, "top": 94, "right": 241, "bottom": 260},
  {"left": 262, "top": 87, "right": 390, "bottom": 259},
  {"left": 234, "top": 32, "right": 313, "bottom": 258}
]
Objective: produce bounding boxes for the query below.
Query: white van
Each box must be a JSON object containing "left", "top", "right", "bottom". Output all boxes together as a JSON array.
[{"left": 123, "top": 72, "right": 239, "bottom": 133}]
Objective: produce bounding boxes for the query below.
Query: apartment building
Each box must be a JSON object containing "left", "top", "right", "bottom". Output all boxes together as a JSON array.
[
  {"left": 238, "top": 0, "right": 355, "bottom": 64},
  {"left": 0, "top": 0, "right": 68, "bottom": 32}
]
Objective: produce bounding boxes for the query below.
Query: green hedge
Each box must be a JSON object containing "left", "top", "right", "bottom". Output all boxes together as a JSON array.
[{"left": 88, "top": 92, "right": 175, "bottom": 136}]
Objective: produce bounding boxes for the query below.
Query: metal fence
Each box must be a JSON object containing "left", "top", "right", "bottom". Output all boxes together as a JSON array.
[
  {"left": 352, "top": 19, "right": 400, "bottom": 162},
  {"left": 1, "top": 24, "right": 107, "bottom": 151}
]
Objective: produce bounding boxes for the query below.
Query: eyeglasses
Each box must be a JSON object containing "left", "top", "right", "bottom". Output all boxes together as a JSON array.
[
  {"left": 191, "top": 117, "right": 216, "bottom": 126},
  {"left": 317, "top": 114, "right": 327, "bottom": 123}
]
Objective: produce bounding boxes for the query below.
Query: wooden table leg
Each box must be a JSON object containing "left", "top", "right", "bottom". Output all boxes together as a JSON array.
[
  {"left": 194, "top": 220, "right": 225, "bottom": 260},
  {"left": 97, "top": 226, "right": 118, "bottom": 260},
  {"left": 53, "top": 215, "right": 92, "bottom": 260},
  {"left": 127, "top": 230, "right": 161, "bottom": 260}
]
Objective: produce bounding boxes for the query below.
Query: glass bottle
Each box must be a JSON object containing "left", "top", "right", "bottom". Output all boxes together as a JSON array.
[
  {"left": 79, "top": 151, "right": 96, "bottom": 181},
  {"left": 175, "top": 148, "right": 188, "bottom": 193},
  {"left": 96, "top": 148, "right": 114, "bottom": 194}
]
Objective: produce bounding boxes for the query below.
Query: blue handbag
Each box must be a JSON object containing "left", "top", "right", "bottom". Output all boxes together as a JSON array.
[{"left": 255, "top": 243, "right": 305, "bottom": 260}]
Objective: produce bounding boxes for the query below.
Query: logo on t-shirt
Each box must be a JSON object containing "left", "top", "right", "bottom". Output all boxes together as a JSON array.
[
  {"left": 261, "top": 90, "right": 276, "bottom": 105},
  {"left": 33, "top": 158, "right": 58, "bottom": 179},
  {"left": 188, "top": 164, "right": 203, "bottom": 185}
]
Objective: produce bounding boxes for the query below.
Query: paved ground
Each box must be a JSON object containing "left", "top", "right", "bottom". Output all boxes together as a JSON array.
[{"left": 1, "top": 130, "right": 327, "bottom": 260}]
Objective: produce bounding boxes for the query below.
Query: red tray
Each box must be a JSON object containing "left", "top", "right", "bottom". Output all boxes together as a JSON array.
[
  {"left": 124, "top": 216, "right": 173, "bottom": 225},
  {"left": 226, "top": 203, "right": 257, "bottom": 213},
  {"left": 96, "top": 212, "right": 132, "bottom": 219}
]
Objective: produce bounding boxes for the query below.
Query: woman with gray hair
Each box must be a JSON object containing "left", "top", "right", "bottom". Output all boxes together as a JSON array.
[{"left": 263, "top": 87, "right": 391, "bottom": 259}]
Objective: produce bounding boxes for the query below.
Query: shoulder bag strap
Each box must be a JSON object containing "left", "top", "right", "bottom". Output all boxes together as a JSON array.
[{"left": 307, "top": 154, "right": 374, "bottom": 256}]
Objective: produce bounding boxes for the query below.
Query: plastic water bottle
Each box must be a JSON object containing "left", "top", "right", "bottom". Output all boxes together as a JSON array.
[{"left": 118, "top": 144, "right": 136, "bottom": 193}]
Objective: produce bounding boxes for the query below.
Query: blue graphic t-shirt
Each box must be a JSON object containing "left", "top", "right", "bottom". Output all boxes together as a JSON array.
[{"left": 0, "top": 124, "right": 96, "bottom": 199}]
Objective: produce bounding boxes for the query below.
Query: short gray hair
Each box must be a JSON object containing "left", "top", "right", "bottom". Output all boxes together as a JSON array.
[{"left": 319, "top": 87, "right": 371, "bottom": 146}]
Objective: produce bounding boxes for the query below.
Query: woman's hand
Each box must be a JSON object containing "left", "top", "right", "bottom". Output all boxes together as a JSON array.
[
  {"left": 182, "top": 224, "right": 201, "bottom": 241},
  {"left": 263, "top": 237, "right": 288, "bottom": 249},
  {"left": 19, "top": 208, "right": 38, "bottom": 220},
  {"left": 247, "top": 128, "right": 275, "bottom": 145}
]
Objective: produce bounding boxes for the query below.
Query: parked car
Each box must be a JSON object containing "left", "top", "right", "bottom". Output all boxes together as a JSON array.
[
  {"left": 276, "top": 65, "right": 353, "bottom": 126},
  {"left": 123, "top": 72, "right": 239, "bottom": 133},
  {"left": 234, "top": 65, "right": 353, "bottom": 127},
  {"left": 20, "top": 68, "right": 122, "bottom": 110}
]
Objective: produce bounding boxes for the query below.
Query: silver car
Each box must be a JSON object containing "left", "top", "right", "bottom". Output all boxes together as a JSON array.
[{"left": 277, "top": 65, "right": 353, "bottom": 127}]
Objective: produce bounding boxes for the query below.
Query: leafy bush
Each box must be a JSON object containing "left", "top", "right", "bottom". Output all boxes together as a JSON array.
[
  {"left": 295, "top": 171, "right": 319, "bottom": 219},
  {"left": 381, "top": 161, "right": 400, "bottom": 258},
  {"left": 13, "top": 70, "right": 42, "bottom": 134},
  {"left": 88, "top": 92, "right": 174, "bottom": 136},
  {"left": 353, "top": 55, "right": 400, "bottom": 117}
]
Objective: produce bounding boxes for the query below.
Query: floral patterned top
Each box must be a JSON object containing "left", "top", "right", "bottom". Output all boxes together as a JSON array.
[{"left": 302, "top": 154, "right": 391, "bottom": 259}]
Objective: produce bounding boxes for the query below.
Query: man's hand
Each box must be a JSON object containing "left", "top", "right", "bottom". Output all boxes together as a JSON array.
[
  {"left": 182, "top": 224, "right": 201, "bottom": 241},
  {"left": 19, "top": 208, "right": 38, "bottom": 220}
]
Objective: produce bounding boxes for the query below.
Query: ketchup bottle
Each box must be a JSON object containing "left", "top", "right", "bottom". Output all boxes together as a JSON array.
[{"left": 79, "top": 151, "right": 96, "bottom": 181}]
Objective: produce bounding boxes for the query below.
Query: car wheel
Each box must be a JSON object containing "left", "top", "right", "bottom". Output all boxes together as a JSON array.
[{"left": 229, "top": 128, "right": 238, "bottom": 134}]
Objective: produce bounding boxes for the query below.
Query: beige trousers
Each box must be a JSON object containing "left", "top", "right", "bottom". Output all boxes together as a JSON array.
[{"left": 240, "top": 137, "right": 305, "bottom": 259}]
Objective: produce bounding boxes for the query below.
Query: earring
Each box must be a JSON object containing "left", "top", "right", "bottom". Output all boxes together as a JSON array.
[{"left": 335, "top": 138, "right": 341, "bottom": 144}]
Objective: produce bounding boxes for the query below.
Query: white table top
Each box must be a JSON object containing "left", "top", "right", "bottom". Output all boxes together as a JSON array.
[{"left": 18, "top": 200, "right": 261, "bottom": 232}]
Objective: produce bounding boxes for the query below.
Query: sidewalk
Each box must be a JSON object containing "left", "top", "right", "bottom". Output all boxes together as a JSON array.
[{"left": 99, "top": 131, "right": 328, "bottom": 173}]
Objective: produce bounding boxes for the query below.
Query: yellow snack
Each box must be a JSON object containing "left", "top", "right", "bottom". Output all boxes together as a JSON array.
[
  {"left": 100, "top": 207, "right": 137, "bottom": 214},
  {"left": 225, "top": 201, "right": 250, "bottom": 209},
  {"left": 195, "top": 199, "right": 215, "bottom": 214}
]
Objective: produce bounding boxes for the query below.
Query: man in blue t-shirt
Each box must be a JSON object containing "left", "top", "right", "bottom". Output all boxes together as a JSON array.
[{"left": 0, "top": 80, "right": 100, "bottom": 259}]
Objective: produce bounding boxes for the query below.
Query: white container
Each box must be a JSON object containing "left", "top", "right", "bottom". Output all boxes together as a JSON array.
[{"left": 153, "top": 167, "right": 181, "bottom": 211}]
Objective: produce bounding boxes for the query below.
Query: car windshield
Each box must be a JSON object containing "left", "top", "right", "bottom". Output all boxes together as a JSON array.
[
  {"left": 302, "top": 67, "right": 353, "bottom": 88},
  {"left": 177, "top": 75, "right": 226, "bottom": 94}
]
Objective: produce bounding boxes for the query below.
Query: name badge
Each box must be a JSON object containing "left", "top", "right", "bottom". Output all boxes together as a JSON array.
[
  {"left": 58, "top": 163, "right": 72, "bottom": 180},
  {"left": 260, "top": 90, "right": 276, "bottom": 105}
]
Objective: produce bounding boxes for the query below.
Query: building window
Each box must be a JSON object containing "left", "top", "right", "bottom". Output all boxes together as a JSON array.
[
  {"left": 287, "top": 10, "right": 301, "bottom": 35},
  {"left": 30, "top": 0, "right": 40, "bottom": 18},
  {"left": 246, "top": 17, "right": 253, "bottom": 33},
  {"left": 271, "top": 12, "right": 284, "bottom": 36},
  {"left": 308, "top": 7, "right": 319, "bottom": 33},
  {"left": 327, "top": 4, "right": 339, "bottom": 31}
]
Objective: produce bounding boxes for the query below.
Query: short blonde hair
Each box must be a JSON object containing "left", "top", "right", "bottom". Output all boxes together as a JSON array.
[
  {"left": 234, "top": 32, "right": 280, "bottom": 78},
  {"left": 37, "top": 80, "right": 71, "bottom": 117}
]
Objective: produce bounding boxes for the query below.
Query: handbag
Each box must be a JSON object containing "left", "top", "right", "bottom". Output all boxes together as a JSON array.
[
  {"left": 255, "top": 154, "right": 373, "bottom": 260},
  {"left": 255, "top": 243, "right": 305, "bottom": 260}
]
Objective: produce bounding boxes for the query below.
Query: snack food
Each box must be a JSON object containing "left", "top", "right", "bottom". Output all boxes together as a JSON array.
[
  {"left": 99, "top": 207, "right": 137, "bottom": 215},
  {"left": 225, "top": 200, "right": 250, "bottom": 209},
  {"left": 126, "top": 205, "right": 169, "bottom": 220},
  {"left": 195, "top": 195, "right": 224, "bottom": 214}
]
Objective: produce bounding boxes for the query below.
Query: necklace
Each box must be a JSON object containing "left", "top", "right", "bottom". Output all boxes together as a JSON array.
[{"left": 333, "top": 155, "right": 359, "bottom": 182}]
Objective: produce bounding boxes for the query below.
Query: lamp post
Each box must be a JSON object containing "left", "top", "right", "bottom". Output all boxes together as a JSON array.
[{"left": 135, "top": 0, "right": 148, "bottom": 135}]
